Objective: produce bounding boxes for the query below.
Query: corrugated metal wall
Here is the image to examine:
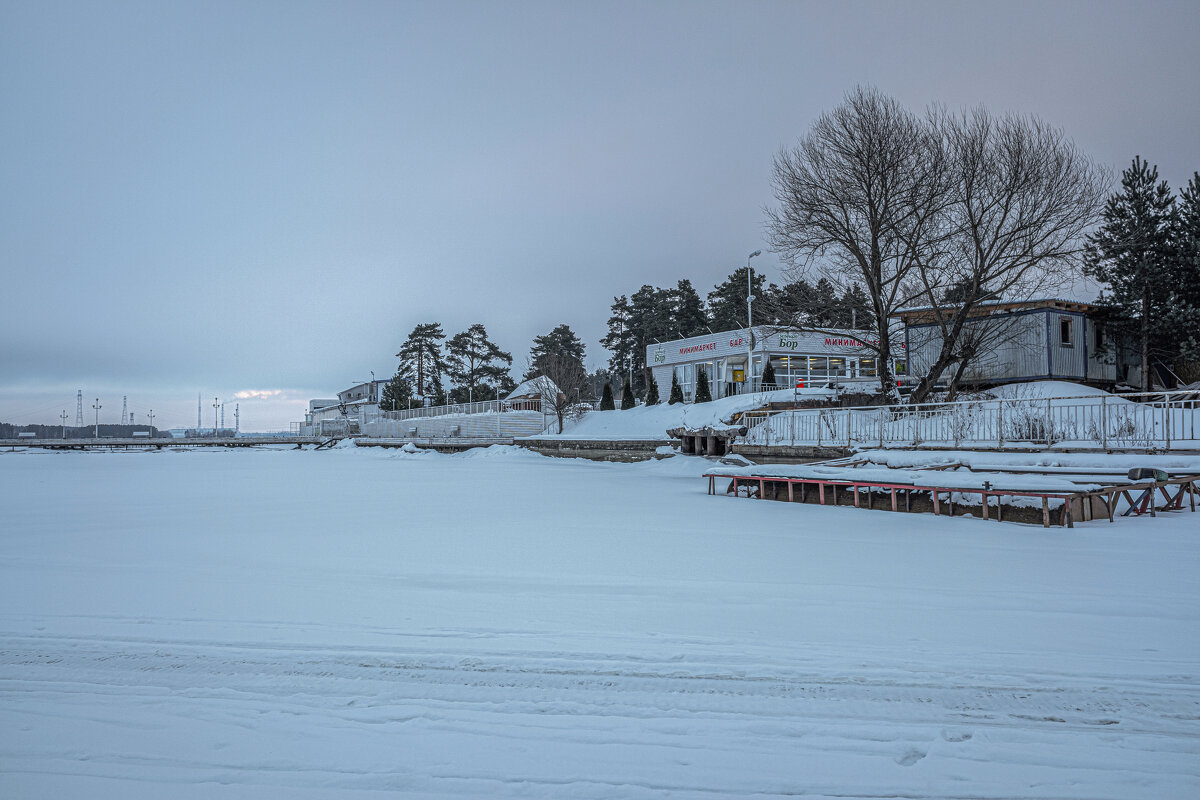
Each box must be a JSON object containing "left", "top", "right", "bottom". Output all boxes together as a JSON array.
[
  {"left": 1048, "top": 312, "right": 1086, "bottom": 379},
  {"left": 1085, "top": 319, "right": 1118, "bottom": 382},
  {"left": 908, "top": 313, "right": 1050, "bottom": 382}
]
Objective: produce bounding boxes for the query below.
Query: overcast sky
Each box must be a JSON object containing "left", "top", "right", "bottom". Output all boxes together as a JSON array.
[{"left": 2, "top": 0, "right": 1197, "bottom": 429}]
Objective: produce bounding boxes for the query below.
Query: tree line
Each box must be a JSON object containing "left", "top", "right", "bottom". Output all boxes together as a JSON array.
[{"left": 380, "top": 321, "right": 591, "bottom": 413}]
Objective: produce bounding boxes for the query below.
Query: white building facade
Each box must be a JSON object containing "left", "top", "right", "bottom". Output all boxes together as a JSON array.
[{"left": 646, "top": 326, "right": 907, "bottom": 402}]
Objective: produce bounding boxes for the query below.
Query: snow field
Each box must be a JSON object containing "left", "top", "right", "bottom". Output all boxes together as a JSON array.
[{"left": 1, "top": 445, "right": 1198, "bottom": 798}]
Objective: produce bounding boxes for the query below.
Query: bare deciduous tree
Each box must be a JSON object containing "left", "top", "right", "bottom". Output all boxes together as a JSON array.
[
  {"left": 902, "top": 109, "right": 1109, "bottom": 402},
  {"left": 767, "top": 86, "right": 949, "bottom": 399},
  {"left": 529, "top": 353, "right": 588, "bottom": 434}
]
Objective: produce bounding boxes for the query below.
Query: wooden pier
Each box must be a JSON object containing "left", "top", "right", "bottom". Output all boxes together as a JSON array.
[{"left": 705, "top": 463, "right": 1199, "bottom": 528}]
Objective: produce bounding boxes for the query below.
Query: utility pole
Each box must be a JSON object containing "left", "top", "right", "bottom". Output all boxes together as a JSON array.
[
  {"left": 148, "top": 409, "right": 155, "bottom": 430},
  {"left": 92, "top": 398, "right": 102, "bottom": 438},
  {"left": 213, "top": 397, "right": 219, "bottom": 436},
  {"left": 60, "top": 410, "right": 69, "bottom": 439}
]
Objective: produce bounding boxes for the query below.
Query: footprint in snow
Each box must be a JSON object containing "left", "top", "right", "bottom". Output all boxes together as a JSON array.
[
  {"left": 895, "top": 748, "right": 927, "bottom": 767},
  {"left": 941, "top": 729, "right": 973, "bottom": 742}
]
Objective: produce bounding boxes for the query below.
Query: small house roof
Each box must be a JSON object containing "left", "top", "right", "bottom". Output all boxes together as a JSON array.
[{"left": 506, "top": 375, "right": 559, "bottom": 400}]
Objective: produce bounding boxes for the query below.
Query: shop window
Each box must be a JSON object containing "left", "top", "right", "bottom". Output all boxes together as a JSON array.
[
  {"left": 858, "top": 358, "right": 877, "bottom": 377},
  {"left": 808, "top": 356, "right": 829, "bottom": 378},
  {"left": 828, "top": 357, "right": 847, "bottom": 377}
]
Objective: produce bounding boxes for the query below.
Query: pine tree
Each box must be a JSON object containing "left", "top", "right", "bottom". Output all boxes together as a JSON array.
[
  {"left": 761, "top": 359, "right": 777, "bottom": 389},
  {"left": 694, "top": 366, "right": 712, "bottom": 403},
  {"left": 599, "top": 381, "right": 615, "bottom": 410},
  {"left": 668, "top": 372, "right": 684, "bottom": 405},
  {"left": 841, "top": 284, "right": 875, "bottom": 330},
  {"left": 1169, "top": 173, "right": 1200, "bottom": 367},
  {"left": 707, "top": 267, "right": 766, "bottom": 332},
  {"left": 600, "top": 295, "right": 637, "bottom": 389},
  {"left": 1084, "top": 157, "right": 1177, "bottom": 390},
  {"left": 378, "top": 372, "right": 413, "bottom": 411},
  {"left": 670, "top": 280, "right": 708, "bottom": 337},
  {"left": 620, "top": 380, "right": 635, "bottom": 410},
  {"left": 445, "top": 323, "right": 513, "bottom": 404},
  {"left": 396, "top": 322, "right": 448, "bottom": 400},
  {"left": 526, "top": 324, "right": 586, "bottom": 381},
  {"left": 645, "top": 374, "right": 660, "bottom": 405}
]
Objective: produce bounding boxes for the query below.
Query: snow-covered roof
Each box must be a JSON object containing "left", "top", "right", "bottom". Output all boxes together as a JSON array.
[
  {"left": 891, "top": 298, "right": 1100, "bottom": 318},
  {"left": 506, "top": 375, "right": 560, "bottom": 400}
]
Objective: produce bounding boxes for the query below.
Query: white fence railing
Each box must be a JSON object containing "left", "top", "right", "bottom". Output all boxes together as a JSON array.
[
  {"left": 739, "top": 391, "right": 1200, "bottom": 451},
  {"left": 381, "top": 398, "right": 543, "bottom": 421}
]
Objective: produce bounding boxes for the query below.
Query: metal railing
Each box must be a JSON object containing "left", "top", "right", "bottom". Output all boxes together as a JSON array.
[
  {"left": 381, "top": 397, "right": 543, "bottom": 421},
  {"left": 738, "top": 390, "right": 1200, "bottom": 451}
]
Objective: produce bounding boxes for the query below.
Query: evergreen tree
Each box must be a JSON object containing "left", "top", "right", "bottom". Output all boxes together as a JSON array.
[
  {"left": 761, "top": 359, "right": 777, "bottom": 389},
  {"left": 1084, "top": 157, "right": 1177, "bottom": 390},
  {"left": 668, "top": 372, "right": 684, "bottom": 404},
  {"left": 707, "top": 267, "right": 766, "bottom": 332},
  {"left": 620, "top": 380, "right": 635, "bottom": 410},
  {"left": 378, "top": 372, "right": 414, "bottom": 411},
  {"left": 600, "top": 295, "right": 637, "bottom": 389},
  {"left": 670, "top": 279, "right": 708, "bottom": 337},
  {"left": 694, "top": 366, "right": 712, "bottom": 403},
  {"left": 644, "top": 374, "right": 660, "bottom": 405},
  {"left": 763, "top": 279, "right": 815, "bottom": 326},
  {"left": 445, "top": 323, "right": 513, "bottom": 404},
  {"left": 1169, "top": 173, "right": 1200, "bottom": 366},
  {"left": 602, "top": 286, "right": 675, "bottom": 396},
  {"left": 599, "top": 381, "right": 615, "bottom": 410},
  {"left": 583, "top": 367, "right": 612, "bottom": 404},
  {"left": 396, "top": 322, "right": 448, "bottom": 400},
  {"left": 526, "top": 323, "right": 586, "bottom": 380},
  {"left": 841, "top": 284, "right": 875, "bottom": 330},
  {"left": 810, "top": 278, "right": 840, "bottom": 326}
]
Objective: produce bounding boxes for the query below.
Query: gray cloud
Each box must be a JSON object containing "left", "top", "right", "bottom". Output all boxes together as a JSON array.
[{"left": 2, "top": 0, "right": 1197, "bottom": 427}]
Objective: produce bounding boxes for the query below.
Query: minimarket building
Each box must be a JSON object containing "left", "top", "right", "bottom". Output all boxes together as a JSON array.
[{"left": 646, "top": 326, "right": 907, "bottom": 401}]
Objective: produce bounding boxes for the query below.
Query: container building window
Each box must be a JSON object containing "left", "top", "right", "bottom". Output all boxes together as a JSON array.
[{"left": 1059, "top": 317, "right": 1073, "bottom": 347}]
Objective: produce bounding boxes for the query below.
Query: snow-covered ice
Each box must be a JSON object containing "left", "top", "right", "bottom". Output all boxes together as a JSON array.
[{"left": 1, "top": 445, "right": 1198, "bottom": 798}]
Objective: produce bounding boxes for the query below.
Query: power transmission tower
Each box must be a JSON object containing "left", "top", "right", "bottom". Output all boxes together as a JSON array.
[
  {"left": 121, "top": 395, "right": 128, "bottom": 426},
  {"left": 76, "top": 390, "right": 83, "bottom": 426},
  {"left": 92, "top": 398, "right": 102, "bottom": 438},
  {"left": 197, "top": 393, "right": 202, "bottom": 429},
  {"left": 234, "top": 404, "right": 239, "bottom": 433},
  {"left": 220, "top": 402, "right": 225, "bottom": 429}
]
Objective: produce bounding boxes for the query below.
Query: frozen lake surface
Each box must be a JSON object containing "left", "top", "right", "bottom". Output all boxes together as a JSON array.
[{"left": 1, "top": 445, "right": 1198, "bottom": 798}]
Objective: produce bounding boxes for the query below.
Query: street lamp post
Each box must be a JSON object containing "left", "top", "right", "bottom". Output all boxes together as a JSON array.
[
  {"left": 60, "top": 410, "right": 68, "bottom": 439},
  {"left": 213, "top": 397, "right": 219, "bottom": 437},
  {"left": 92, "top": 398, "right": 101, "bottom": 438},
  {"left": 746, "top": 250, "right": 761, "bottom": 392}
]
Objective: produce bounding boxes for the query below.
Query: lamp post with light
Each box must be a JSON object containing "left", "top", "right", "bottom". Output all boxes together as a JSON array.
[{"left": 746, "top": 250, "right": 761, "bottom": 392}]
